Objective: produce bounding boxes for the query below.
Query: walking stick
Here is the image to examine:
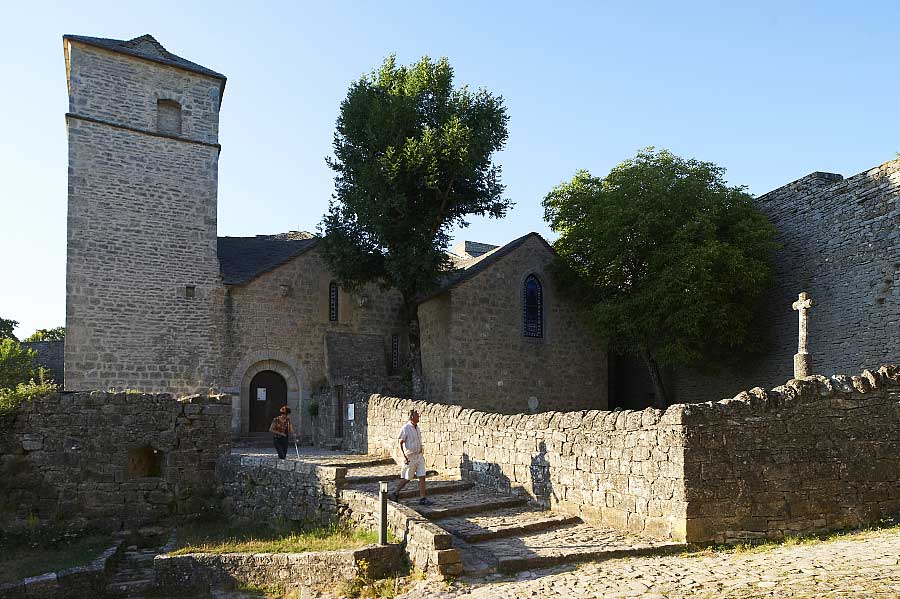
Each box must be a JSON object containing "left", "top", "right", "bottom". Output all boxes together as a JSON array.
[{"left": 294, "top": 439, "right": 301, "bottom": 460}]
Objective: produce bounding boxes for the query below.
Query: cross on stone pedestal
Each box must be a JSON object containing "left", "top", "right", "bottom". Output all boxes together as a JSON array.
[{"left": 791, "top": 291, "right": 814, "bottom": 378}]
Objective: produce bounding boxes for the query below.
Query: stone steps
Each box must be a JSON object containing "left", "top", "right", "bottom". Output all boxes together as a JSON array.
[
  {"left": 106, "top": 545, "right": 161, "bottom": 596},
  {"left": 436, "top": 505, "right": 582, "bottom": 543},
  {"left": 470, "top": 522, "right": 686, "bottom": 574},
  {"left": 413, "top": 488, "right": 529, "bottom": 519},
  {"left": 344, "top": 463, "right": 438, "bottom": 484},
  {"left": 347, "top": 476, "right": 472, "bottom": 499}
]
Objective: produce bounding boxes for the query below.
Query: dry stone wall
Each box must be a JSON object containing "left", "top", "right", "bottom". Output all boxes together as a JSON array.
[
  {"left": 681, "top": 365, "right": 900, "bottom": 543},
  {"left": 674, "top": 159, "right": 900, "bottom": 403},
  {"left": 0, "top": 391, "right": 231, "bottom": 534},
  {"left": 357, "top": 364, "right": 900, "bottom": 543},
  {"left": 361, "top": 395, "right": 688, "bottom": 541}
]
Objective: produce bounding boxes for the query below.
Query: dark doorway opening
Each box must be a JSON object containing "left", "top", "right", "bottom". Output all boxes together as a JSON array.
[
  {"left": 334, "top": 385, "right": 344, "bottom": 438},
  {"left": 249, "top": 370, "right": 288, "bottom": 432}
]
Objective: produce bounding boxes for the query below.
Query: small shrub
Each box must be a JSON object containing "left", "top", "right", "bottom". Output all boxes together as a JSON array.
[{"left": 0, "top": 375, "right": 56, "bottom": 424}]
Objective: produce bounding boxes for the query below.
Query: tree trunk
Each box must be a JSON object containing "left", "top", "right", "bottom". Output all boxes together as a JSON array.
[
  {"left": 403, "top": 301, "right": 424, "bottom": 399},
  {"left": 642, "top": 351, "right": 669, "bottom": 409}
]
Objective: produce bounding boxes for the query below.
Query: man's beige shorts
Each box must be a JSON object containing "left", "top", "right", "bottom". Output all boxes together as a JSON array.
[{"left": 400, "top": 453, "right": 426, "bottom": 480}]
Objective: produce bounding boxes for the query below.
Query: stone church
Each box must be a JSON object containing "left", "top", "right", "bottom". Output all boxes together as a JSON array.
[
  {"left": 62, "top": 33, "right": 900, "bottom": 440},
  {"left": 62, "top": 34, "right": 607, "bottom": 441}
]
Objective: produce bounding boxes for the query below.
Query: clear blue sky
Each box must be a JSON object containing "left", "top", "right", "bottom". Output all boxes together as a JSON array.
[{"left": 2, "top": 0, "right": 899, "bottom": 339}]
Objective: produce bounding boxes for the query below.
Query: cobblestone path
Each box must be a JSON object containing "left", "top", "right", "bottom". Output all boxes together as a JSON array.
[{"left": 398, "top": 528, "right": 900, "bottom": 599}]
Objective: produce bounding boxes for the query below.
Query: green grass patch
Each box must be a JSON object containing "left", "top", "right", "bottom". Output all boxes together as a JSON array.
[
  {"left": 169, "top": 518, "right": 379, "bottom": 556},
  {"left": 0, "top": 532, "right": 111, "bottom": 583}
]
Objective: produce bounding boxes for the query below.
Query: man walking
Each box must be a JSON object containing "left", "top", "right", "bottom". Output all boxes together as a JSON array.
[{"left": 393, "top": 409, "right": 433, "bottom": 505}]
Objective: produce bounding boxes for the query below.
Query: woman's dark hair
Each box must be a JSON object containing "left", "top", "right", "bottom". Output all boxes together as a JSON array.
[{"left": 279, "top": 405, "right": 291, "bottom": 414}]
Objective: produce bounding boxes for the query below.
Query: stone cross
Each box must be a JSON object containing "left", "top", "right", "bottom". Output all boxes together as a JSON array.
[{"left": 791, "top": 291, "right": 814, "bottom": 378}]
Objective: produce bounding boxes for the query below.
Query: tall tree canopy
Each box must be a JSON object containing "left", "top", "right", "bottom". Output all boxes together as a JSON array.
[
  {"left": 543, "top": 148, "right": 778, "bottom": 406},
  {"left": 319, "top": 55, "right": 510, "bottom": 393}
]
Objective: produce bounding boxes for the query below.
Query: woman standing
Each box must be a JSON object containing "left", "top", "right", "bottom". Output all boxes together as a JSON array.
[{"left": 268, "top": 405, "right": 295, "bottom": 459}]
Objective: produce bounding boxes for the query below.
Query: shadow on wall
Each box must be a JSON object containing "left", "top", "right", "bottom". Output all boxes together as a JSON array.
[{"left": 459, "top": 447, "right": 557, "bottom": 507}]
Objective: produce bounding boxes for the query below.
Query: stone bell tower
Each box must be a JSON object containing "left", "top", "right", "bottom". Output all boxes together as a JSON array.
[{"left": 63, "top": 34, "right": 226, "bottom": 393}]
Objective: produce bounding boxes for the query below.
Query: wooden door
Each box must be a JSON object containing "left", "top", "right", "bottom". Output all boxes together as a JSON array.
[{"left": 249, "top": 370, "right": 287, "bottom": 432}]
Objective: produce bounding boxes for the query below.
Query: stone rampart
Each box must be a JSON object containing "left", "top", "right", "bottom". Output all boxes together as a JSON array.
[
  {"left": 356, "top": 365, "right": 900, "bottom": 543},
  {"left": 0, "top": 391, "right": 231, "bottom": 533}
]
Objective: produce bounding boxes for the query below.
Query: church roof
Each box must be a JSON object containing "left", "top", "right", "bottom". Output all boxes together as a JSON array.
[
  {"left": 63, "top": 34, "right": 227, "bottom": 81},
  {"left": 420, "top": 232, "right": 554, "bottom": 303},
  {"left": 218, "top": 233, "right": 317, "bottom": 285}
]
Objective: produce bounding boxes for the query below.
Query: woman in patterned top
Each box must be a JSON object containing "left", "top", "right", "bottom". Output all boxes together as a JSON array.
[{"left": 268, "top": 405, "right": 295, "bottom": 459}]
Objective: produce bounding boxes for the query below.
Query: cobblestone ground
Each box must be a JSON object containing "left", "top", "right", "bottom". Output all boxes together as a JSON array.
[{"left": 399, "top": 528, "right": 900, "bottom": 599}]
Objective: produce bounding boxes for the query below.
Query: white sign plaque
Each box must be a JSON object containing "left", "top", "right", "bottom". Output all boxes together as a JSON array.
[
  {"left": 347, "top": 403, "right": 354, "bottom": 421},
  {"left": 256, "top": 388, "right": 267, "bottom": 402}
]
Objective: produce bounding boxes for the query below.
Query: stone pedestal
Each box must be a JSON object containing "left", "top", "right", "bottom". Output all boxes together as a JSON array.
[{"left": 794, "top": 352, "right": 812, "bottom": 378}]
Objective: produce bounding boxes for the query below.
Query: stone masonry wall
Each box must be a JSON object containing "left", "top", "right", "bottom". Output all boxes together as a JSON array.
[
  {"left": 361, "top": 395, "right": 688, "bottom": 541},
  {"left": 65, "top": 41, "right": 222, "bottom": 394},
  {"left": 0, "top": 391, "right": 231, "bottom": 534},
  {"left": 681, "top": 365, "right": 900, "bottom": 543},
  {"left": 674, "top": 159, "right": 900, "bottom": 403},
  {"left": 217, "top": 453, "right": 345, "bottom": 524},
  {"left": 358, "top": 365, "right": 900, "bottom": 543},
  {"left": 420, "top": 235, "right": 608, "bottom": 413}
]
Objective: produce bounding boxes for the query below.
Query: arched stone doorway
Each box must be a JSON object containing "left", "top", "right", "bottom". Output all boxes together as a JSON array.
[
  {"left": 248, "top": 370, "right": 288, "bottom": 432},
  {"left": 229, "top": 352, "right": 306, "bottom": 437}
]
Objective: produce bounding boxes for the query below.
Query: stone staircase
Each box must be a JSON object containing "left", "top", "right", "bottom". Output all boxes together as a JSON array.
[
  {"left": 341, "top": 458, "right": 686, "bottom": 576},
  {"left": 106, "top": 528, "right": 173, "bottom": 597}
]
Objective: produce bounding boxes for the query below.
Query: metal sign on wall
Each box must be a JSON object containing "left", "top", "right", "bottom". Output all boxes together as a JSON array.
[{"left": 257, "top": 388, "right": 266, "bottom": 402}]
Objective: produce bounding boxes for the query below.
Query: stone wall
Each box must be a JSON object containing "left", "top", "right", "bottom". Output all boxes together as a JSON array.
[
  {"left": 674, "top": 159, "right": 900, "bottom": 403},
  {"left": 419, "top": 234, "right": 608, "bottom": 414},
  {"left": 0, "top": 391, "right": 231, "bottom": 533},
  {"left": 341, "top": 489, "right": 462, "bottom": 577},
  {"left": 359, "top": 394, "right": 687, "bottom": 541},
  {"left": 154, "top": 545, "right": 403, "bottom": 595},
  {"left": 355, "top": 365, "right": 900, "bottom": 543},
  {"left": 65, "top": 40, "right": 223, "bottom": 394},
  {"left": 217, "top": 454, "right": 345, "bottom": 524},
  {"left": 21, "top": 340, "right": 65, "bottom": 387},
  {"left": 681, "top": 365, "right": 900, "bottom": 543}
]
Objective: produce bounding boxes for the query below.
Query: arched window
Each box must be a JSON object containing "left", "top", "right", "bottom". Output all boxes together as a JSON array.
[
  {"left": 329, "top": 282, "right": 339, "bottom": 322},
  {"left": 157, "top": 99, "right": 182, "bottom": 136},
  {"left": 523, "top": 275, "right": 543, "bottom": 338}
]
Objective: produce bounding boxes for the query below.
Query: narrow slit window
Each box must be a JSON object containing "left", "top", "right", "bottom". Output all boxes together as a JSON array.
[
  {"left": 523, "top": 275, "right": 543, "bottom": 338},
  {"left": 157, "top": 99, "right": 182, "bottom": 136},
  {"left": 329, "top": 282, "right": 339, "bottom": 322}
]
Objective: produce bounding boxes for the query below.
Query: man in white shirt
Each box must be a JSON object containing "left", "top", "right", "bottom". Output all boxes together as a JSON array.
[{"left": 393, "top": 409, "right": 433, "bottom": 505}]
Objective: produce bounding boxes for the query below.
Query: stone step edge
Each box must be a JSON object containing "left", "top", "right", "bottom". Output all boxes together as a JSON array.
[
  {"left": 494, "top": 542, "right": 688, "bottom": 574},
  {"left": 344, "top": 469, "right": 439, "bottom": 484},
  {"left": 422, "top": 496, "right": 528, "bottom": 520},
  {"left": 396, "top": 480, "right": 474, "bottom": 499},
  {"left": 455, "top": 513, "right": 583, "bottom": 543}
]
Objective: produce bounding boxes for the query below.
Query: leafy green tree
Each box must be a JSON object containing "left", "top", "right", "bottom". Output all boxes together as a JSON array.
[
  {"left": 543, "top": 148, "right": 778, "bottom": 407},
  {"left": 320, "top": 55, "right": 510, "bottom": 394},
  {"left": 24, "top": 327, "right": 65, "bottom": 342},
  {"left": 0, "top": 338, "right": 37, "bottom": 390},
  {"left": 0, "top": 317, "right": 18, "bottom": 342}
]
